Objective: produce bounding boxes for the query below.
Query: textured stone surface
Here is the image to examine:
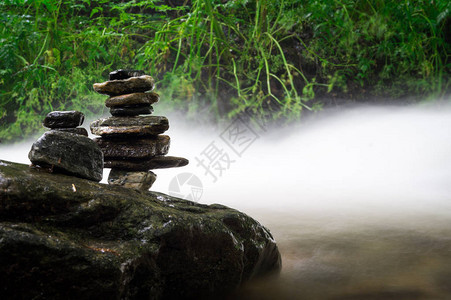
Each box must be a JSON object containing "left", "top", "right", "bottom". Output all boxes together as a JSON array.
[
  {"left": 52, "top": 127, "right": 89, "bottom": 136},
  {"left": 43, "top": 111, "right": 84, "bottom": 128},
  {"left": 108, "top": 169, "right": 157, "bottom": 190},
  {"left": 28, "top": 131, "right": 103, "bottom": 181},
  {"left": 93, "top": 75, "right": 155, "bottom": 96},
  {"left": 104, "top": 156, "right": 189, "bottom": 171},
  {"left": 94, "top": 135, "right": 170, "bottom": 159},
  {"left": 105, "top": 92, "right": 159, "bottom": 108},
  {"left": 109, "top": 69, "right": 145, "bottom": 80},
  {"left": 110, "top": 105, "right": 154, "bottom": 117},
  {"left": 90, "top": 116, "right": 169, "bottom": 137},
  {"left": 0, "top": 160, "right": 281, "bottom": 299}
]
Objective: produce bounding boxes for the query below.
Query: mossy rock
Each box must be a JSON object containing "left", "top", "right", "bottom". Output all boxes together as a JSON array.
[{"left": 0, "top": 160, "right": 281, "bottom": 299}]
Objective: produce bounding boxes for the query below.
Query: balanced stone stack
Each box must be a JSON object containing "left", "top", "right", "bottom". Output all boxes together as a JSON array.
[
  {"left": 28, "top": 111, "right": 103, "bottom": 182},
  {"left": 90, "top": 69, "right": 188, "bottom": 190}
]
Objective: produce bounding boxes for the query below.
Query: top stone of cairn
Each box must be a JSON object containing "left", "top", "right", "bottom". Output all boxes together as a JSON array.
[
  {"left": 43, "top": 111, "right": 84, "bottom": 128},
  {"left": 109, "top": 69, "right": 145, "bottom": 80},
  {"left": 93, "top": 75, "right": 155, "bottom": 96}
]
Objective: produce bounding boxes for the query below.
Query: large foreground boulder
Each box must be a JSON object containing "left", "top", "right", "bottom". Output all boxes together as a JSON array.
[{"left": 0, "top": 160, "right": 281, "bottom": 299}]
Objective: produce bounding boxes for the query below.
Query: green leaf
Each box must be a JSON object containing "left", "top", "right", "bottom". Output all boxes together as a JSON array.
[{"left": 90, "top": 7, "right": 103, "bottom": 18}]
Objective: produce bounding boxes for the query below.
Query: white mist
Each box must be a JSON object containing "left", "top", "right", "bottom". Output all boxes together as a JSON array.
[
  {"left": 157, "top": 105, "right": 451, "bottom": 222},
  {"left": 1, "top": 104, "right": 451, "bottom": 299}
]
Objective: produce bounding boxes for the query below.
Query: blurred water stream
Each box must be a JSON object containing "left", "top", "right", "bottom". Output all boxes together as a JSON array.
[{"left": 1, "top": 104, "right": 451, "bottom": 299}]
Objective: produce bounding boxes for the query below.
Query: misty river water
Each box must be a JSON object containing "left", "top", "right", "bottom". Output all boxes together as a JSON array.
[{"left": 1, "top": 104, "right": 451, "bottom": 299}]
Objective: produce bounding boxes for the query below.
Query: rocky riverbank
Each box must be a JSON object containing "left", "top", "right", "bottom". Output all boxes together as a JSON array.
[{"left": 0, "top": 160, "right": 281, "bottom": 299}]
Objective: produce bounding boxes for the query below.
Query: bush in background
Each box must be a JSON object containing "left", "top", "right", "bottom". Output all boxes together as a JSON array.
[{"left": 1, "top": 0, "right": 450, "bottom": 141}]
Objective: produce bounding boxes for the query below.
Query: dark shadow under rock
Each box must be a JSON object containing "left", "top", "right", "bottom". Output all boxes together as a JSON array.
[
  {"left": 109, "top": 69, "right": 145, "bottom": 80},
  {"left": 110, "top": 104, "right": 154, "bottom": 117},
  {"left": 104, "top": 155, "right": 188, "bottom": 171}
]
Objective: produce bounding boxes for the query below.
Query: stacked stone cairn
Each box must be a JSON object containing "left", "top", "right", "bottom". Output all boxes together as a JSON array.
[
  {"left": 28, "top": 111, "right": 104, "bottom": 182},
  {"left": 90, "top": 69, "right": 189, "bottom": 190}
]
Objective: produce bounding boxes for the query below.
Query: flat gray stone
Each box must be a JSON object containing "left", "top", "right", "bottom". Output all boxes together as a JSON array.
[
  {"left": 109, "top": 69, "right": 145, "bottom": 80},
  {"left": 52, "top": 127, "right": 88, "bottom": 136},
  {"left": 43, "top": 111, "right": 84, "bottom": 128},
  {"left": 104, "top": 156, "right": 189, "bottom": 171},
  {"left": 28, "top": 131, "right": 103, "bottom": 182},
  {"left": 105, "top": 92, "right": 159, "bottom": 108},
  {"left": 90, "top": 116, "right": 169, "bottom": 137},
  {"left": 93, "top": 75, "right": 155, "bottom": 96},
  {"left": 93, "top": 135, "right": 170, "bottom": 159},
  {"left": 110, "top": 105, "right": 154, "bottom": 117},
  {"left": 108, "top": 169, "right": 157, "bottom": 190}
]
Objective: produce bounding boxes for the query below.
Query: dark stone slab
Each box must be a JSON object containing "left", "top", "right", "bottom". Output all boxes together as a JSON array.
[
  {"left": 109, "top": 69, "right": 145, "bottom": 80},
  {"left": 93, "top": 75, "right": 155, "bottom": 96},
  {"left": 110, "top": 105, "right": 154, "bottom": 117},
  {"left": 43, "top": 111, "right": 84, "bottom": 128},
  {"left": 28, "top": 130, "right": 103, "bottom": 182},
  {"left": 52, "top": 127, "right": 89, "bottom": 136},
  {"left": 105, "top": 92, "right": 159, "bottom": 108},
  {"left": 93, "top": 135, "right": 170, "bottom": 159},
  {"left": 0, "top": 160, "right": 281, "bottom": 299},
  {"left": 108, "top": 169, "right": 157, "bottom": 190},
  {"left": 104, "top": 156, "right": 189, "bottom": 171},
  {"left": 90, "top": 116, "right": 169, "bottom": 137}
]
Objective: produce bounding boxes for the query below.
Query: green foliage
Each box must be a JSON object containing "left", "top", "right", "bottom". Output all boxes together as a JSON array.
[
  {"left": 0, "top": 0, "right": 450, "bottom": 141},
  {"left": 1, "top": 0, "right": 106, "bottom": 140},
  {"left": 296, "top": 0, "right": 451, "bottom": 96}
]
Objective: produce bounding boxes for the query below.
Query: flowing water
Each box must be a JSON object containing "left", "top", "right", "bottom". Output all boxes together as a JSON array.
[{"left": 1, "top": 104, "right": 451, "bottom": 299}]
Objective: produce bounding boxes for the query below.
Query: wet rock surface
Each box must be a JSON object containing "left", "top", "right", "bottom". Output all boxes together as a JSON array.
[
  {"left": 93, "top": 135, "right": 170, "bottom": 159},
  {"left": 28, "top": 130, "right": 103, "bottom": 181},
  {"left": 52, "top": 127, "right": 89, "bottom": 136},
  {"left": 104, "top": 156, "right": 189, "bottom": 170},
  {"left": 90, "top": 116, "right": 169, "bottom": 137},
  {"left": 108, "top": 169, "right": 157, "bottom": 190},
  {"left": 92, "top": 70, "right": 188, "bottom": 191},
  {"left": 0, "top": 160, "right": 281, "bottom": 299},
  {"left": 105, "top": 92, "right": 159, "bottom": 107},
  {"left": 93, "top": 75, "right": 155, "bottom": 96},
  {"left": 110, "top": 104, "right": 154, "bottom": 116},
  {"left": 43, "top": 111, "right": 85, "bottom": 128}
]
